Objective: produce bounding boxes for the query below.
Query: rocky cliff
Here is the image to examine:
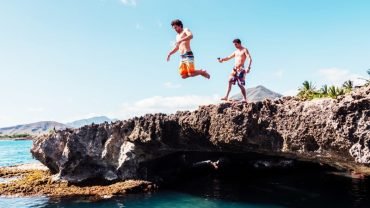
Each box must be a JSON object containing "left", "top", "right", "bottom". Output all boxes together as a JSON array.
[{"left": 31, "top": 86, "right": 370, "bottom": 183}]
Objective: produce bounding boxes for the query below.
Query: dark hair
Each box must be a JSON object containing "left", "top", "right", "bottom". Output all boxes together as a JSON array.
[
  {"left": 171, "top": 19, "right": 183, "bottom": 28},
  {"left": 233, "top": 39, "right": 241, "bottom": 44}
]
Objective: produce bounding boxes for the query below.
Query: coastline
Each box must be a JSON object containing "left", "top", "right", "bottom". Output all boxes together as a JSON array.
[
  {"left": 0, "top": 137, "right": 33, "bottom": 141},
  {"left": 0, "top": 163, "right": 155, "bottom": 198}
]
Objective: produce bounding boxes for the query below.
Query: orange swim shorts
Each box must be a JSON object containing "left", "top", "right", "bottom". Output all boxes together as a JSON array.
[{"left": 179, "top": 51, "right": 195, "bottom": 76}]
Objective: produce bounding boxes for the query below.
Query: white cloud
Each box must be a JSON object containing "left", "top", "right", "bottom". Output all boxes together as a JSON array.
[
  {"left": 318, "top": 68, "right": 366, "bottom": 86},
  {"left": 135, "top": 23, "right": 143, "bottom": 30},
  {"left": 283, "top": 89, "right": 298, "bottom": 96},
  {"left": 26, "top": 107, "right": 45, "bottom": 113},
  {"left": 120, "top": 0, "right": 137, "bottom": 6},
  {"left": 0, "top": 116, "right": 19, "bottom": 128},
  {"left": 163, "top": 82, "right": 181, "bottom": 89},
  {"left": 116, "top": 94, "right": 220, "bottom": 120},
  {"left": 157, "top": 20, "right": 163, "bottom": 28},
  {"left": 274, "top": 69, "right": 284, "bottom": 78}
]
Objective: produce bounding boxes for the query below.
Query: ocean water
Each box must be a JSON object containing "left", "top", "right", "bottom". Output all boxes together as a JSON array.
[
  {"left": 0, "top": 192, "right": 281, "bottom": 208},
  {"left": 1, "top": 140, "right": 370, "bottom": 208},
  {"left": 0, "top": 140, "right": 36, "bottom": 167}
]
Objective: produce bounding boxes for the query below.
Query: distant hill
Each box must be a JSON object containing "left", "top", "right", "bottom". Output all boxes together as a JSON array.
[
  {"left": 0, "top": 121, "right": 67, "bottom": 136},
  {"left": 230, "top": 85, "right": 283, "bottom": 102},
  {"left": 65, "top": 116, "right": 115, "bottom": 128},
  {"left": 0, "top": 116, "right": 116, "bottom": 137}
]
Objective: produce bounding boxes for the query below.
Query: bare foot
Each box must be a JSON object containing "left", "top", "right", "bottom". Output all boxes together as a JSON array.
[
  {"left": 201, "top": 70, "right": 210, "bottom": 79},
  {"left": 221, "top": 97, "right": 228, "bottom": 101},
  {"left": 233, "top": 100, "right": 248, "bottom": 105},
  {"left": 230, "top": 100, "right": 247, "bottom": 106}
]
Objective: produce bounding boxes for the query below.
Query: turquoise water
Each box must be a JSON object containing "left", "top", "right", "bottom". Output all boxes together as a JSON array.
[
  {"left": 0, "top": 140, "right": 278, "bottom": 208},
  {"left": 1, "top": 141, "right": 370, "bottom": 207},
  {"left": 0, "top": 192, "right": 281, "bottom": 208},
  {"left": 0, "top": 140, "right": 36, "bottom": 167}
]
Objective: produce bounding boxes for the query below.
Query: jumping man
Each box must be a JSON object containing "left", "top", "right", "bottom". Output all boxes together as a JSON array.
[
  {"left": 218, "top": 39, "right": 252, "bottom": 102},
  {"left": 167, "top": 19, "right": 210, "bottom": 79}
]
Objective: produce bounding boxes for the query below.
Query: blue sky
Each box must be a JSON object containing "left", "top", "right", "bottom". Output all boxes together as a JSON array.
[{"left": 1, "top": 0, "right": 369, "bottom": 127}]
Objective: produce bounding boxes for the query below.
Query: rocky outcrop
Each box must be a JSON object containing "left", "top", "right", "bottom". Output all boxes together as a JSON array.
[
  {"left": 31, "top": 86, "right": 370, "bottom": 183},
  {"left": 0, "top": 165, "right": 153, "bottom": 197}
]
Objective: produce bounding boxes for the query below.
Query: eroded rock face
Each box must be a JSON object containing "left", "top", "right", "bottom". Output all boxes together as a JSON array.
[{"left": 31, "top": 86, "right": 370, "bottom": 182}]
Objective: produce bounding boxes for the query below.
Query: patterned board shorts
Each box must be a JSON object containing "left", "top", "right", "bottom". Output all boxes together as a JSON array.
[
  {"left": 231, "top": 66, "right": 246, "bottom": 86},
  {"left": 179, "top": 51, "right": 195, "bottom": 77}
]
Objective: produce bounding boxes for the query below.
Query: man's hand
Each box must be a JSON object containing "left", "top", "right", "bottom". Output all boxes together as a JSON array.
[
  {"left": 167, "top": 54, "right": 171, "bottom": 62},
  {"left": 217, "top": 57, "right": 223, "bottom": 63}
]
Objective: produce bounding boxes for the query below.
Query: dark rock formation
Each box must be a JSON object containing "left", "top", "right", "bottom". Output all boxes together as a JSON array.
[{"left": 31, "top": 86, "right": 370, "bottom": 183}]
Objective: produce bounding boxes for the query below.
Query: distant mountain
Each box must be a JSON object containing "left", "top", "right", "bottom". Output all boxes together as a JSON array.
[
  {"left": 0, "top": 116, "right": 116, "bottom": 137},
  {"left": 0, "top": 121, "right": 67, "bottom": 136},
  {"left": 65, "top": 116, "right": 115, "bottom": 128},
  {"left": 230, "top": 85, "right": 283, "bottom": 102}
]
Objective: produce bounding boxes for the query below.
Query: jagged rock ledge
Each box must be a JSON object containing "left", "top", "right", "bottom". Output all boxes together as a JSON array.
[
  {"left": 31, "top": 86, "right": 370, "bottom": 183},
  {"left": 0, "top": 163, "right": 154, "bottom": 197}
]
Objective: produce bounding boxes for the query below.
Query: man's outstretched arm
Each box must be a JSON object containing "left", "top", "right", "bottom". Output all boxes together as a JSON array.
[
  {"left": 167, "top": 45, "right": 179, "bottom": 62},
  {"left": 218, "top": 52, "right": 235, "bottom": 63}
]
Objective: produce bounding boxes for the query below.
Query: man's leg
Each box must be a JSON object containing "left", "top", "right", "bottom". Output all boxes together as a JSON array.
[
  {"left": 238, "top": 83, "right": 247, "bottom": 102},
  {"left": 183, "top": 61, "right": 210, "bottom": 79},
  {"left": 221, "top": 76, "right": 234, "bottom": 101},
  {"left": 189, "top": 69, "right": 210, "bottom": 79}
]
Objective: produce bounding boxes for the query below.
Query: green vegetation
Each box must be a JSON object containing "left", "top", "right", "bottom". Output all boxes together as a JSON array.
[
  {"left": 298, "top": 80, "right": 350, "bottom": 100},
  {"left": 297, "top": 81, "right": 317, "bottom": 100},
  {"left": 297, "top": 69, "right": 370, "bottom": 100},
  {"left": 0, "top": 133, "right": 31, "bottom": 139},
  {"left": 342, "top": 80, "right": 354, "bottom": 93}
]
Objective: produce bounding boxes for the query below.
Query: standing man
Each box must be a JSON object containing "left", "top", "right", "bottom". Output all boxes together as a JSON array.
[
  {"left": 167, "top": 19, "right": 210, "bottom": 79},
  {"left": 218, "top": 39, "right": 252, "bottom": 102}
]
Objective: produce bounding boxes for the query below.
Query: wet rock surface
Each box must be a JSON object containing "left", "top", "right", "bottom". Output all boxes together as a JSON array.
[
  {"left": 31, "top": 86, "right": 370, "bottom": 183},
  {"left": 0, "top": 164, "right": 154, "bottom": 197}
]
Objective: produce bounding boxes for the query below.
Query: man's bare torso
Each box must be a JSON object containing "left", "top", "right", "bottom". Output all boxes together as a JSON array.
[
  {"left": 234, "top": 48, "right": 247, "bottom": 69},
  {"left": 176, "top": 28, "right": 192, "bottom": 54}
]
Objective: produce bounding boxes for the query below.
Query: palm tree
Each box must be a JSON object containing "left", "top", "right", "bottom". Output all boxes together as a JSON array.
[
  {"left": 320, "top": 85, "right": 328, "bottom": 97},
  {"left": 342, "top": 80, "right": 353, "bottom": 93},
  {"left": 298, "top": 81, "right": 316, "bottom": 100},
  {"left": 336, "top": 87, "right": 345, "bottom": 96},
  {"left": 328, "top": 86, "right": 337, "bottom": 98}
]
